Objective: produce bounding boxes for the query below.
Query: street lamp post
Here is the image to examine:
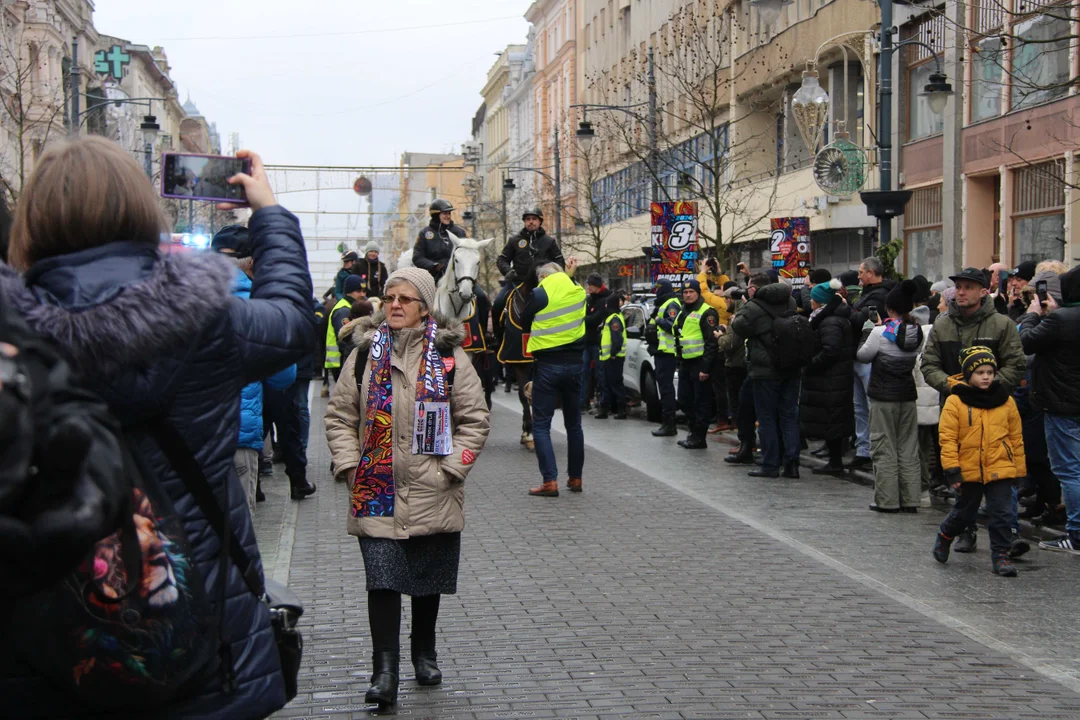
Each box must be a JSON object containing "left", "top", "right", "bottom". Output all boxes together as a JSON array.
[
  {"left": 140, "top": 114, "right": 159, "bottom": 180},
  {"left": 501, "top": 175, "right": 515, "bottom": 245},
  {"left": 553, "top": 125, "right": 562, "bottom": 243}
]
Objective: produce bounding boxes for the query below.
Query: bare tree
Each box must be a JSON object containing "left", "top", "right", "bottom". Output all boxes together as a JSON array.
[
  {"left": 0, "top": 8, "right": 70, "bottom": 203},
  {"left": 561, "top": 137, "right": 628, "bottom": 269},
  {"left": 587, "top": 3, "right": 791, "bottom": 267}
]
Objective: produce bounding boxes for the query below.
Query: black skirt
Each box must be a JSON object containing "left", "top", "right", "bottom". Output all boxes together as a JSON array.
[{"left": 359, "top": 532, "right": 461, "bottom": 595}]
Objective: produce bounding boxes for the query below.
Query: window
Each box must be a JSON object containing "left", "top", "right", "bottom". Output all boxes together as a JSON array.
[
  {"left": 623, "top": 306, "right": 645, "bottom": 332},
  {"left": 1011, "top": 14, "right": 1071, "bottom": 109},
  {"left": 905, "top": 185, "right": 944, "bottom": 280},
  {"left": 1013, "top": 161, "right": 1066, "bottom": 262},
  {"left": 970, "top": 36, "right": 1004, "bottom": 122},
  {"left": 906, "top": 16, "right": 945, "bottom": 141}
]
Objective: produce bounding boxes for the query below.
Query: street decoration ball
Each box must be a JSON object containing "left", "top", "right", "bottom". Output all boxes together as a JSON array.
[{"left": 353, "top": 176, "right": 373, "bottom": 196}]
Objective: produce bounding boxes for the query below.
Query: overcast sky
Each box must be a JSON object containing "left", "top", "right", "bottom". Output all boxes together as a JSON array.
[{"left": 93, "top": 0, "right": 533, "bottom": 168}]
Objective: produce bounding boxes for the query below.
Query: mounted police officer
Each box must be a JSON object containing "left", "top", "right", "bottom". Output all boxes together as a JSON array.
[
  {"left": 412, "top": 199, "right": 467, "bottom": 282},
  {"left": 496, "top": 208, "right": 565, "bottom": 285}
]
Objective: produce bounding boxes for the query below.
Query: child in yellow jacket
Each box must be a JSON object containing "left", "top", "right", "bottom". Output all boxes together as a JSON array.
[{"left": 933, "top": 346, "right": 1027, "bottom": 577}]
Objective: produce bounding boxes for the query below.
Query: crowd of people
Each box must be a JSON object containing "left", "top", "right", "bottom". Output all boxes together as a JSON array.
[{"left": 1, "top": 134, "right": 1077, "bottom": 718}]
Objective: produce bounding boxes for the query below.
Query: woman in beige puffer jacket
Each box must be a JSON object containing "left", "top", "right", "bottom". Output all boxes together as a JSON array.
[{"left": 325, "top": 268, "right": 489, "bottom": 711}]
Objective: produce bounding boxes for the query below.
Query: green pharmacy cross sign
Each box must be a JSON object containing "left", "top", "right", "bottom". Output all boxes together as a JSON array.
[{"left": 94, "top": 45, "right": 131, "bottom": 80}]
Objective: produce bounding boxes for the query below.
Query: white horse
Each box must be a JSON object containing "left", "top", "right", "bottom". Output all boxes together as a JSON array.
[{"left": 395, "top": 233, "right": 493, "bottom": 321}]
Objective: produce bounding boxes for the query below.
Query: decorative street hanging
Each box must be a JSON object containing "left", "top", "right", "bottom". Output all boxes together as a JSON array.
[
  {"left": 790, "top": 65, "right": 830, "bottom": 154},
  {"left": 353, "top": 176, "right": 373, "bottom": 196},
  {"left": 813, "top": 132, "right": 867, "bottom": 196}
]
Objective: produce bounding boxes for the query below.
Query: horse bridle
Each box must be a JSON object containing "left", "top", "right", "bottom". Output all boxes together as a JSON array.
[{"left": 444, "top": 247, "right": 477, "bottom": 316}]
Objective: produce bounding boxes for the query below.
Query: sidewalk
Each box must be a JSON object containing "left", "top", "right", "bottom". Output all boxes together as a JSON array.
[{"left": 254, "top": 396, "right": 1080, "bottom": 718}]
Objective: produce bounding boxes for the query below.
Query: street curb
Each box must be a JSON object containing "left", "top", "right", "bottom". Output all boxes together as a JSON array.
[{"left": 796, "top": 448, "right": 1064, "bottom": 543}]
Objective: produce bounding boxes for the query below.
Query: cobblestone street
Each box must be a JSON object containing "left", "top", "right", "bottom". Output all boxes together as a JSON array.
[{"left": 255, "top": 395, "right": 1080, "bottom": 719}]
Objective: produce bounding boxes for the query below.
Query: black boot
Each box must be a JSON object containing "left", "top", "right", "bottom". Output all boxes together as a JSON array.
[
  {"left": 412, "top": 649, "right": 442, "bottom": 686},
  {"left": 594, "top": 409, "right": 609, "bottom": 419},
  {"left": 290, "top": 476, "right": 317, "bottom": 500},
  {"left": 255, "top": 479, "right": 266, "bottom": 502},
  {"left": 613, "top": 406, "right": 627, "bottom": 420},
  {"left": 365, "top": 650, "right": 399, "bottom": 708},
  {"left": 781, "top": 459, "right": 800, "bottom": 479},
  {"left": 724, "top": 447, "right": 755, "bottom": 464},
  {"left": 651, "top": 419, "right": 677, "bottom": 437}
]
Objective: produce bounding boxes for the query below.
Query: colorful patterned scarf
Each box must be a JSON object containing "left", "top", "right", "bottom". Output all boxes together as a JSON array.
[{"left": 352, "top": 316, "right": 449, "bottom": 517}]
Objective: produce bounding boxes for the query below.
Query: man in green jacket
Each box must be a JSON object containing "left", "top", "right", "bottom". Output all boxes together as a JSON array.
[
  {"left": 920, "top": 267, "right": 1026, "bottom": 556},
  {"left": 921, "top": 267, "right": 1026, "bottom": 397}
]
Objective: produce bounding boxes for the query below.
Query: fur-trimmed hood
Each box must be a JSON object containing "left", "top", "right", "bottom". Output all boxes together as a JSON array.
[
  {"left": 353, "top": 310, "right": 466, "bottom": 352},
  {"left": 0, "top": 242, "right": 234, "bottom": 380}
]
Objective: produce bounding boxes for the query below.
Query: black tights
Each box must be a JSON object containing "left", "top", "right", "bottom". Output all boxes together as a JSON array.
[{"left": 368, "top": 590, "right": 441, "bottom": 654}]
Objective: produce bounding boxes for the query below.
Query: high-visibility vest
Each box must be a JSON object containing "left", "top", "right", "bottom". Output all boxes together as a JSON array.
[
  {"left": 675, "top": 306, "right": 705, "bottom": 360},
  {"left": 324, "top": 297, "right": 351, "bottom": 369},
  {"left": 652, "top": 297, "right": 680, "bottom": 355},
  {"left": 526, "top": 272, "right": 586, "bottom": 354},
  {"left": 600, "top": 311, "right": 628, "bottom": 361}
]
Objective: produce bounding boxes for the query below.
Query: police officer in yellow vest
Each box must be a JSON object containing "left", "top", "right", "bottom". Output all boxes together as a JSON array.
[
  {"left": 596, "top": 291, "right": 629, "bottom": 420},
  {"left": 647, "top": 278, "right": 682, "bottom": 437},
  {"left": 674, "top": 279, "right": 720, "bottom": 449},
  {"left": 522, "top": 259, "right": 587, "bottom": 497},
  {"left": 324, "top": 274, "right": 367, "bottom": 381}
]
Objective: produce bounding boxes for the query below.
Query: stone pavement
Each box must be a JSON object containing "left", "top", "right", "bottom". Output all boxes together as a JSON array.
[{"left": 253, "top": 396, "right": 1080, "bottom": 719}]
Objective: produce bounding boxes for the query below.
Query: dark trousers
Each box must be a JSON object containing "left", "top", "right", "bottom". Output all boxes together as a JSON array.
[
  {"left": 726, "top": 366, "right": 748, "bottom": 427},
  {"left": 580, "top": 344, "right": 603, "bottom": 408},
  {"left": 677, "top": 359, "right": 712, "bottom": 439},
  {"left": 263, "top": 382, "right": 308, "bottom": 484},
  {"left": 295, "top": 378, "right": 311, "bottom": 449},
  {"left": 532, "top": 359, "right": 585, "bottom": 481},
  {"left": 655, "top": 352, "right": 678, "bottom": 422},
  {"left": 711, "top": 363, "right": 728, "bottom": 421},
  {"left": 754, "top": 377, "right": 800, "bottom": 472},
  {"left": 735, "top": 375, "right": 757, "bottom": 447},
  {"left": 826, "top": 438, "right": 844, "bottom": 466},
  {"left": 602, "top": 357, "right": 626, "bottom": 411},
  {"left": 940, "top": 480, "right": 1013, "bottom": 558},
  {"left": 368, "top": 589, "right": 441, "bottom": 655}
]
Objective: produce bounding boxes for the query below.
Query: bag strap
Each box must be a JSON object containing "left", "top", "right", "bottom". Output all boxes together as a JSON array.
[{"left": 147, "top": 419, "right": 265, "bottom": 599}]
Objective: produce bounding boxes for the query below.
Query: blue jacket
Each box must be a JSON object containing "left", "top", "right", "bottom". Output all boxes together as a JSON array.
[
  {"left": 232, "top": 269, "right": 296, "bottom": 450},
  {"left": 0, "top": 206, "right": 315, "bottom": 719}
]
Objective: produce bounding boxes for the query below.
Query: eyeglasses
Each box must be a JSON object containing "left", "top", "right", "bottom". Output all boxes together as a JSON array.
[{"left": 381, "top": 294, "right": 422, "bottom": 306}]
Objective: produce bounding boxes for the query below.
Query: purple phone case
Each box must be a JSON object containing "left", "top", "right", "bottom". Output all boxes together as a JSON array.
[{"left": 160, "top": 153, "right": 250, "bottom": 205}]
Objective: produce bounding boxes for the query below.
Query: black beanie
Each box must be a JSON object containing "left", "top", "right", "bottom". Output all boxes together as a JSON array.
[
  {"left": 211, "top": 224, "right": 251, "bottom": 257},
  {"left": 808, "top": 268, "right": 832, "bottom": 285},
  {"left": 910, "top": 275, "right": 932, "bottom": 304},
  {"left": 885, "top": 279, "right": 917, "bottom": 315},
  {"left": 960, "top": 345, "right": 997, "bottom": 381},
  {"left": 838, "top": 270, "right": 859, "bottom": 288}
]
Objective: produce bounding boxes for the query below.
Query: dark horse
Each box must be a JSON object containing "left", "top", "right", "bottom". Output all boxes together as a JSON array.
[{"left": 494, "top": 278, "right": 535, "bottom": 450}]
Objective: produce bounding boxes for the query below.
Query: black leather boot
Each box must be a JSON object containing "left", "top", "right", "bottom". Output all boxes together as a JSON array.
[
  {"left": 782, "top": 459, "right": 800, "bottom": 479},
  {"left": 651, "top": 419, "right": 677, "bottom": 437},
  {"left": 365, "top": 650, "right": 399, "bottom": 708},
  {"left": 412, "top": 649, "right": 442, "bottom": 686},
  {"left": 289, "top": 476, "right": 317, "bottom": 500}
]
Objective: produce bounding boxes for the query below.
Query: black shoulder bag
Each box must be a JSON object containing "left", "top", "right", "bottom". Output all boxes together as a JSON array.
[{"left": 149, "top": 420, "right": 304, "bottom": 702}]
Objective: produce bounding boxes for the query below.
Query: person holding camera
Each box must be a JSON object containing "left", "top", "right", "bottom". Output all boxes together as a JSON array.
[
  {"left": 0, "top": 138, "right": 313, "bottom": 718},
  {"left": 1019, "top": 264, "right": 1080, "bottom": 555},
  {"left": 696, "top": 257, "right": 733, "bottom": 431}
]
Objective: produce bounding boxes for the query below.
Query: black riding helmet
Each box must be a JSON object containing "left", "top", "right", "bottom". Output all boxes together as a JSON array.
[
  {"left": 522, "top": 207, "right": 543, "bottom": 222},
  {"left": 429, "top": 199, "right": 454, "bottom": 214}
]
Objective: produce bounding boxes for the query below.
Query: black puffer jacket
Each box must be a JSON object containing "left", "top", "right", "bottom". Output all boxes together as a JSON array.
[
  {"left": 730, "top": 283, "right": 799, "bottom": 380},
  {"left": 856, "top": 320, "right": 924, "bottom": 402},
  {"left": 799, "top": 297, "right": 855, "bottom": 440},
  {"left": 0, "top": 206, "right": 314, "bottom": 719},
  {"left": 584, "top": 286, "right": 613, "bottom": 345},
  {"left": 496, "top": 227, "right": 564, "bottom": 282},
  {"left": 851, "top": 279, "right": 895, "bottom": 334},
  {"left": 412, "top": 218, "right": 467, "bottom": 282},
  {"left": 1019, "top": 265, "right": 1080, "bottom": 416}
]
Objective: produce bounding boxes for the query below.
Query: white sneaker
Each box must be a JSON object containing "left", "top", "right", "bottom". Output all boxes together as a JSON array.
[
  {"left": 920, "top": 491, "right": 932, "bottom": 508},
  {"left": 1038, "top": 534, "right": 1080, "bottom": 555}
]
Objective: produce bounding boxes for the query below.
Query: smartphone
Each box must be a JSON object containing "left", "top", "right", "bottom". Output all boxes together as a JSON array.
[
  {"left": 1036, "top": 280, "right": 1048, "bottom": 304},
  {"left": 998, "top": 270, "right": 1010, "bottom": 294},
  {"left": 867, "top": 307, "right": 881, "bottom": 324},
  {"left": 161, "top": 153, "right": 250, "bottom": 204}
]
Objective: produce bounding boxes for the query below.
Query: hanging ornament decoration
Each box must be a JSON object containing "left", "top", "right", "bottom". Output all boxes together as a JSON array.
[
  {"left": 813, "top": 127, "right": 867, "bottom": 196},
  {"left": 790, "top": 64, "right": 830, "bottom": 154},
  {"left": 353, "top": 175, "right": 373, "bottom": 196}
]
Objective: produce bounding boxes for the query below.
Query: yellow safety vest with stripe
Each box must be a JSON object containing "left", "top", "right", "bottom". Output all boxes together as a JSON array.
[
  {"left": 675, "top": 307, "right": 705, "bottom": 360},
  {"left": 600, "top": 312, "right": 628, "bottom": 361},
  {"left": 526, "top": 272, "right": 586, "bottom": 354},
  {"left": 652, "top": 297, "right": 680, "bottom": 355},
  {"left": 324, "top": 297, "right": 351, "bottom": 369}
]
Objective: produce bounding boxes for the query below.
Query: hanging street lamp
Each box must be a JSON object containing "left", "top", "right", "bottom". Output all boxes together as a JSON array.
[{"left": 790, "top": 64, "right": 830, "bottom": 154}]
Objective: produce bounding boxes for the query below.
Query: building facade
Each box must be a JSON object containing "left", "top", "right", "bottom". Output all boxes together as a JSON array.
[{"left": 388, "top": 151, "right": 469, "bottom": 270}]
